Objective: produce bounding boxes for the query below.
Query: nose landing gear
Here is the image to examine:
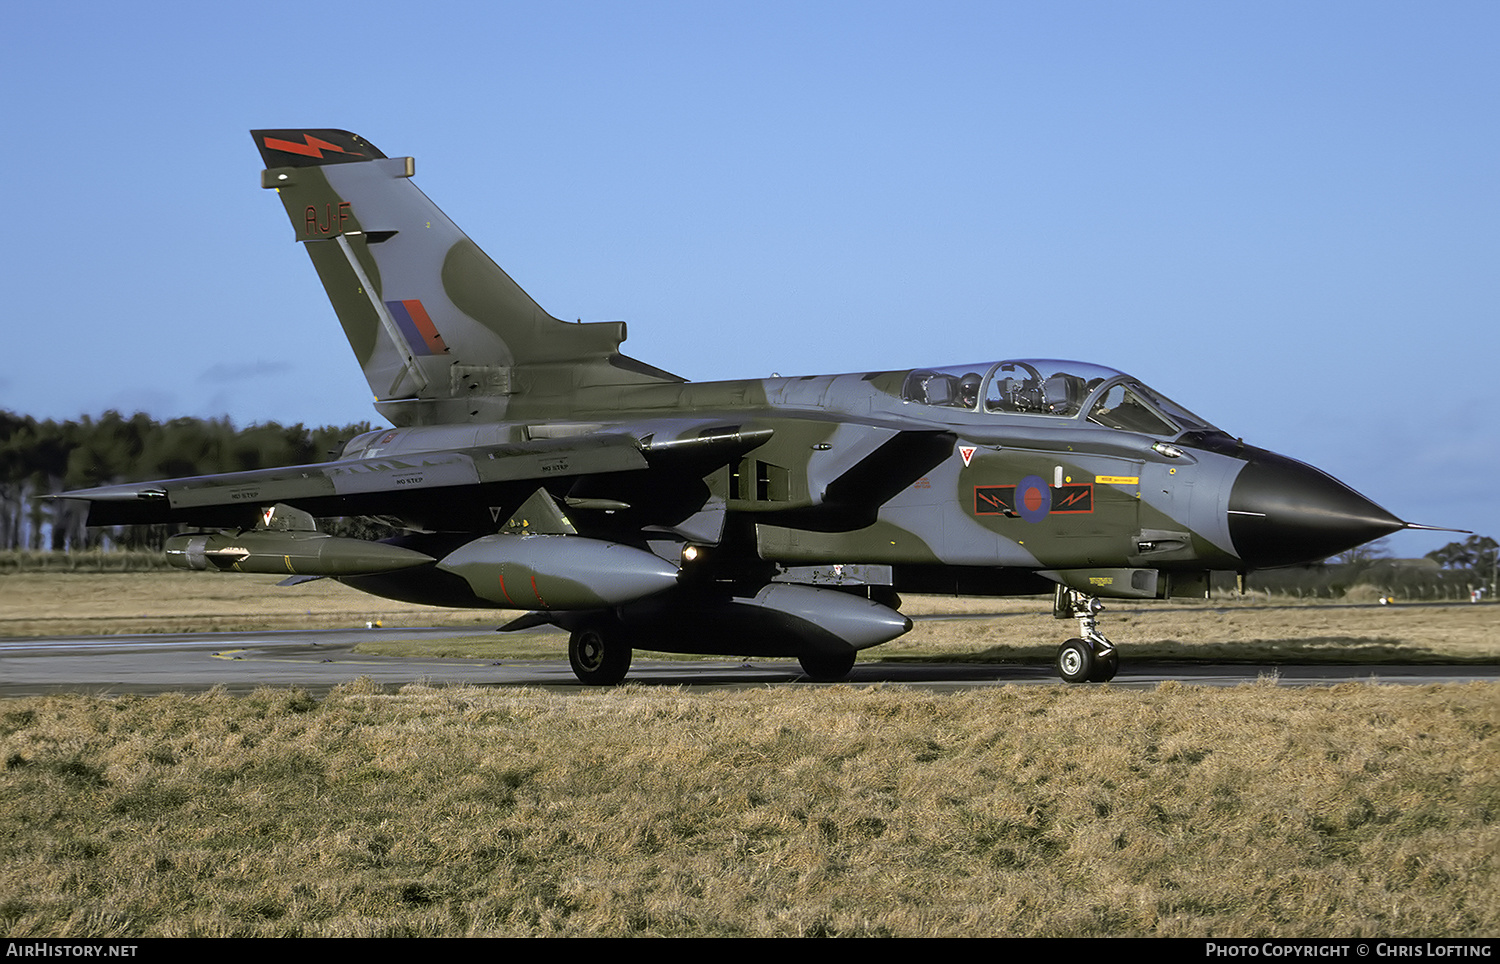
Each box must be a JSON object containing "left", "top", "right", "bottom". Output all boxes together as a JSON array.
[{"left": 1053, "top": 588, "right": 1119, "bottom": 683}]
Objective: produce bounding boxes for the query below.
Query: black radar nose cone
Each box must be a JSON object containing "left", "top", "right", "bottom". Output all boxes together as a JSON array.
[{"left": 1228, "top": 453, "right": 1404, "bottom": 568}]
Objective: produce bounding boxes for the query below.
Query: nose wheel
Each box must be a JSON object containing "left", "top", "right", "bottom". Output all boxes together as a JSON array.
[{"left": 1053, "top": 588, "right": 1119, "bottom": 683}]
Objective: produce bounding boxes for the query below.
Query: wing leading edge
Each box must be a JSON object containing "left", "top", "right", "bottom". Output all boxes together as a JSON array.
[{"left": 56, "top": 433, "right": 651, "bottom": 529}]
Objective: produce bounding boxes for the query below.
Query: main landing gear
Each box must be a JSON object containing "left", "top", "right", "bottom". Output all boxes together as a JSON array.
[
  {"left": 569, "top": 617, "right": 633, "bottom": 686},
  {"left": 1053, "top": 588, "right": 1119, "bottom": 684},
  {"left": 797, "top": 650, "right": 857, "bottom": 682}
]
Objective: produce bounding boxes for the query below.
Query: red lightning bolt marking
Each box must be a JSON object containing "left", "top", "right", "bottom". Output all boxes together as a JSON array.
[
  {"left": 262, "top": 134, "right": 363, "bottom": 159},
  {"left": 1060, "top": 490, "right": 1088, "bottom": 507},
  {"left": 976, "top": 488, "right": 1018, "bottom": 516}
]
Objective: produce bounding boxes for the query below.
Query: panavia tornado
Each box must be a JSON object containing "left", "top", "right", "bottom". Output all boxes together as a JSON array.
[{"left": 59, "top": 128, "right": 1445, "bottom": 685}]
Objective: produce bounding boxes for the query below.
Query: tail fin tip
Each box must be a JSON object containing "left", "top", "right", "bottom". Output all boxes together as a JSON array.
[{"left": 252, "top": 129, "right": 387, "bottom": 168}]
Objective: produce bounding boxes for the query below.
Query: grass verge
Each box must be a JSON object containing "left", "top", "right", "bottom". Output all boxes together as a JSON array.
[{"left": 1, "top": 680, "right": 1495, "bottom": 937}]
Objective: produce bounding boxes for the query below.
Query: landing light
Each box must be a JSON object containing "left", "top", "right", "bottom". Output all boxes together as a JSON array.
[
  {"left": 1152, "top": 442, "right": 1184, "bottom": 458},
  {"left": 682, "top": 545, "right": 701, "bottom": 563}
]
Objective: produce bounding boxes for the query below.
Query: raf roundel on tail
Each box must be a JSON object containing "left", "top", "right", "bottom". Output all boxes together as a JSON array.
[{"left": 57, "top": 129, "right": 1462, "bottom": 685}]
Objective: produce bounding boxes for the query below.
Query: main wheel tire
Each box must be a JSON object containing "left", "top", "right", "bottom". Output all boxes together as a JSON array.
[
  {"left": 1055, "top": 638, "right": 1094, "bottom": 684},
  {"left": 798, "top": 650, "right": 856, "bottom": 682},
  {"left": 1090, "top": 649, "right": 1119, "bottom": 683},
  {"left": 569, "top": 620, "right": 633, "bottom": 685}
]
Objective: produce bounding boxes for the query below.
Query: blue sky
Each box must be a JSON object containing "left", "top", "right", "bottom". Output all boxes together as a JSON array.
[{"left": 2, "top": 1, "right": 1495, "bottom": 557}]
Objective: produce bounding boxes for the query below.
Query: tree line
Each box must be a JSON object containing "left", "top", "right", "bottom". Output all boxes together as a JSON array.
[
  {"left": 0, "top": 410, "right": 371, "bottom": 552},
  {"left": 1237, "top": 537, "right": 1496, "bottom": 601}
]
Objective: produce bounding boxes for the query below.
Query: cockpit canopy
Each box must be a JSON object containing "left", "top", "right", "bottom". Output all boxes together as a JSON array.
[{"left": 899, "top": 359, "right": 1218, "bottom": 436}]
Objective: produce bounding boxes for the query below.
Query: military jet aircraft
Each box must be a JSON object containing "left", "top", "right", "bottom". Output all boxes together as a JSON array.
[{"left": 59, "top": 128, "right": 1439, "bottom": 685}]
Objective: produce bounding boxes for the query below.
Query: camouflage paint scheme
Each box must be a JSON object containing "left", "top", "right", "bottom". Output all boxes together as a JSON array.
[{"left": 60, "top": 130, "right": 1420, "bottom": 684}]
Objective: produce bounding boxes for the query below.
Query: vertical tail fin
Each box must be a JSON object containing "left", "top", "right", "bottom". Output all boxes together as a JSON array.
[{"left": 252, "top": 129, "right": 681, "bottom": 425}]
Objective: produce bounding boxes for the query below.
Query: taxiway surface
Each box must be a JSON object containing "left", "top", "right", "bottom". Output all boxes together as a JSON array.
[{"left": 2, "top": 627, "right": 1497, "bottom": 696}]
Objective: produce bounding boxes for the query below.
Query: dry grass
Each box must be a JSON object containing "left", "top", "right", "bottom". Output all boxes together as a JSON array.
[
  {"left": 5, "top": 568, "right": 1494, "bottom": 936},
  {"left": 0, "top": 571, "right": 507, "bottom": 637},
  {"left": 0, "top": 681, "right": 1495, "bottom": 937},
  {"left": 3, "top": 572, "right": 1496, "bottom": 935}
]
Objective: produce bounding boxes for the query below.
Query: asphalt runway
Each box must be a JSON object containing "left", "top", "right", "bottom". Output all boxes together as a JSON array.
[{"left": 2, "top": 626, "right": 1497, "bottom": 697}]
